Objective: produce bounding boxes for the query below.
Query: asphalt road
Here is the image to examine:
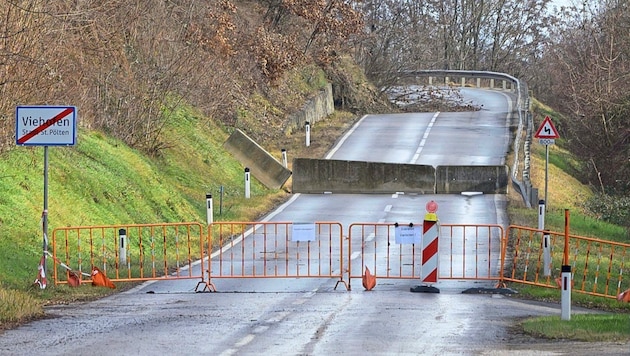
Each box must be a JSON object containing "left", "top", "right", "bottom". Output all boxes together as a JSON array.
[{"left": 1, "top": 88, "right": 627, "bottom": 355}]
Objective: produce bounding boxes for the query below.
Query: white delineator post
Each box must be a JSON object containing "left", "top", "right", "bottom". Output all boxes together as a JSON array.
[
  {"left": 543, "top": 232, "right": 551, "bottom": 277},
  {"left": 281, "top": 148, "right": 288, "bottom": 168},
  {"left": 305, "top": 121, "right": 311, "bottom": 147},
  {"left": 561, "top": 209, "right": 572, "bottom": 321},
  {"left": 206, "top": 193, "right": 213, "bottom": 225},
  {"left": 538, "top": 199, "right": 545, "bottom": 231},
  {"left": 244, "top": 167, "right": 251, "bottom": 199},
  {"left": 119, "top": 228, "right": 127, "bottom": 265}
]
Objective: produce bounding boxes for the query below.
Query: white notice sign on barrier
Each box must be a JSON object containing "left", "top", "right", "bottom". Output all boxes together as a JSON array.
[
  {"left": 291, "top": 223, "right": 316, "bottom": 242},
  {"left": 395, "top": 225, "right": 421, "bottom": 244}
]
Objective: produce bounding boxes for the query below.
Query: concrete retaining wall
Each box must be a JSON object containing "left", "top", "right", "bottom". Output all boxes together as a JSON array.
[
  {"left": 223, "top": 129, "right": 292, "bottom": 190},
  {"left": 435, "top": 166, "right": 508, "bottom": 194},
  {"left": 284, "top": 83, "right": 334, "bottom": 134},
  {"left": 292, "top": 158, "right": 435, "bottom": 193}
]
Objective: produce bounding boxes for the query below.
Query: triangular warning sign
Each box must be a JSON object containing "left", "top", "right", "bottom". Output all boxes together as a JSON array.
[{"left": 534, "top": 116, "right": 560, "bottom": 139}]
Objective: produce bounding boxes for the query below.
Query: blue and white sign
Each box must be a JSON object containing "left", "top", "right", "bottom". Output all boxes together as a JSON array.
[{"left": 16, "top": 106, "right": 77, "bottom": 146}]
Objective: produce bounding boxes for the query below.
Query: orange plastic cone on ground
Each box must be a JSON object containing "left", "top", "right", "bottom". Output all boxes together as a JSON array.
[
  {"left": 67, "top": 271, "right": 81, "bottom": 287},
  {"left": 91, "top": 267, "right": 116, "bottom": 289},
  {"left": 362, "top": 266, "right": 376, "bottom": 291},
  {"left": 617, "top": 289, "right": 630, "bottom": 303}
]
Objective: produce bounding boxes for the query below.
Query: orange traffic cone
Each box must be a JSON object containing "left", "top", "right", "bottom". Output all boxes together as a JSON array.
[
  {"left": 67, "top": 270, "right": 82, "bottom": 287},
  {"left": 362, "top": 266, "right": 376, "bottom": 291},
  {"left": 617, "top": 289, "right": 630, "bottom": 303},
  {"left": 91, "top": 267, "right": 116, "bottom": 289}
]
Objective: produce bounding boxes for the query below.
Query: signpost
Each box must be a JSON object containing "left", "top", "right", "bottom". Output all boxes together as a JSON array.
[
  {"left": 15, "top": 106, "right": 77, "bottom": 289},
  {"left": 534, "top": 116, "right": 560, "bottom": 230}
]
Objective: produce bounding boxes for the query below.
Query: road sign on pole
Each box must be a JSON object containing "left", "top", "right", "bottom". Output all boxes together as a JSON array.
[
  {"left": 534, "top": 116, "right": 559, "bottom": 228},
  {"left": 16, "top": 106, "right": 77, "bottom": 146},
  {"left": 15, "top": 105, "right": 77, "bottom": 289}
]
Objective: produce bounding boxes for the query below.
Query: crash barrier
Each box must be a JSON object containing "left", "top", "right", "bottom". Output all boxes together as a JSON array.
[
  {"left": 224, "top": 129, "right": 292, "bottom": 190},
  {"left": 503, "top": 225, "right": 630, "bottom": 299},
  {"left": 291, "top": 158, "right": 508, "bottom": 194},
  {"left": 198, "top": 221, "right": 347, "bottom": 291},
  {"left": 346, "top": 223, "right": 505, "bottom": 290},
  {"left": 292, "top": 159, "right": 436, "bottom": 194},
  {"left": 51, "top": 222, "right": 205, "bottom": 286},
  {"left": 435, "top": 166, "right": 508, "bottom": 194}
]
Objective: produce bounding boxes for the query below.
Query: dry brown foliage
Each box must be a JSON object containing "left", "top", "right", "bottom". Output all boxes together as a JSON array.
[{"left": 1, "top": 0, "right": 367, "bottom": 155}]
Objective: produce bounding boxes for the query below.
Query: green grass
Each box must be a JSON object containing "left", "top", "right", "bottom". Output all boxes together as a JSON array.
[
  {"left": 520, "top": 313, "right": 630, "bottom": 342},
  {"left": 0, "top": 289, "right": 43, "bottom": 323}
]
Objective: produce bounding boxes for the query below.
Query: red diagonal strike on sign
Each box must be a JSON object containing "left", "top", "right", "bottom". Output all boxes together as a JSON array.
[{"left": 17, "top": 107, "right": 74, "bottom": 144}]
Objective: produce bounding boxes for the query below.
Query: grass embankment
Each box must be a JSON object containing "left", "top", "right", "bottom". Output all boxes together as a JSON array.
[
  {"left": 508, "top": 101, "right": 630, "bottom": 341},
  {"left": 0, "top": 105, "right": 278, "bottom": 322}
]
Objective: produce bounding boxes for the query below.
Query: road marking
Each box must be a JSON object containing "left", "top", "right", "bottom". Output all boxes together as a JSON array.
[
  {"left": 267, "top": 311, "right": 291, "bottom": 323},
  {"left": 384, "top": 205, "right": 392, "bottom": 212},
  {"left": 350, "top": 251, "right": 361, "bottom": 260},
  {"left": 365, "top": 232, "right": 375, "bottom": 242},
  {"left": 234, "top": 334, "right": 255, "bottom": 347},
  {"left": 219, "top": 349, "right": 238, "bottom": 356},
  {"left": 411, "top": 112, "right": 439, "bottom": 163},
  {"left": 325, "top": 114, "right": 368, "bottom": 159}
]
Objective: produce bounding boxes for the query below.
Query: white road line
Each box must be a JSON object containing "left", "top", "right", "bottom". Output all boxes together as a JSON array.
[
  {"left": 234, "top": 334, "right": 255, "bottom": 347},
  {"left": 219, "top": 349, "right": 238, "bottom": 356},
  {"left": 325, "top": 114, "right": 368, "bottom": 159},
  {"left": 411, "top": 112, "right": 440, "bottom": 164}
]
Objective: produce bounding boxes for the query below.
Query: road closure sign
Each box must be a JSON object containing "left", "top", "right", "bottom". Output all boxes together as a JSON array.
[{"left": 16, "top": 106, "right": 77, "bottom": 146}]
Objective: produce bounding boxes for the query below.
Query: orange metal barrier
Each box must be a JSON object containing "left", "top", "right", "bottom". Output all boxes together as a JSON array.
[
  {"left": 347, "top": 223, "right": 422, "bottom": 290},
  {"left": 440, "top": 224, "right": 506, "bottom": 282},
  {"left": 50, "top": 220, "right": 628, "bottom": 299},
  {"left": 198, "top": 221, "right": 347, "bottom": 291},
  {"left": 51, "top": 222, "right": 205, "bottom": 286},
  {"left": 347, "top": 223, "right": 505, "bottom": 290},
  {"left": 504, "top": 225, "right": 630, "bottom": 299}
]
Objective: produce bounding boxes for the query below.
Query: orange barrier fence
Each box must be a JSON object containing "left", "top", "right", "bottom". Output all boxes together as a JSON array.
[
  {"left": 347, "top": 223, "right": 505, "bottom": 290},
  {"left": 49, "top": 220, "right": 629, "bottom": 300},
  {"left": 347, "top": 223, "right": 422, "bottom": 290},
  {"left": 199, "top": 221, "right": 347, "bottom": 291},
  {"left": 51, "top": 222, "right": 205, "bottom": 286},
  {"left": 504, "top": 225, "right": 630, "bottom": 299},
  {"left": 440, "top": 224, "right": 506, "bottom": 282}
]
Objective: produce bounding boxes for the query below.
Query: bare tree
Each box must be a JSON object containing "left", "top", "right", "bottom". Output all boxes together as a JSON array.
[
  {"left": 355, "top": 0, "right": 552, "bottom": 85},
  {"left": 0, "top": 0, "right": 60, "bottom": 154},
  {"left": 544, "top": 0, "right": 630, "bottom": 192}
]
